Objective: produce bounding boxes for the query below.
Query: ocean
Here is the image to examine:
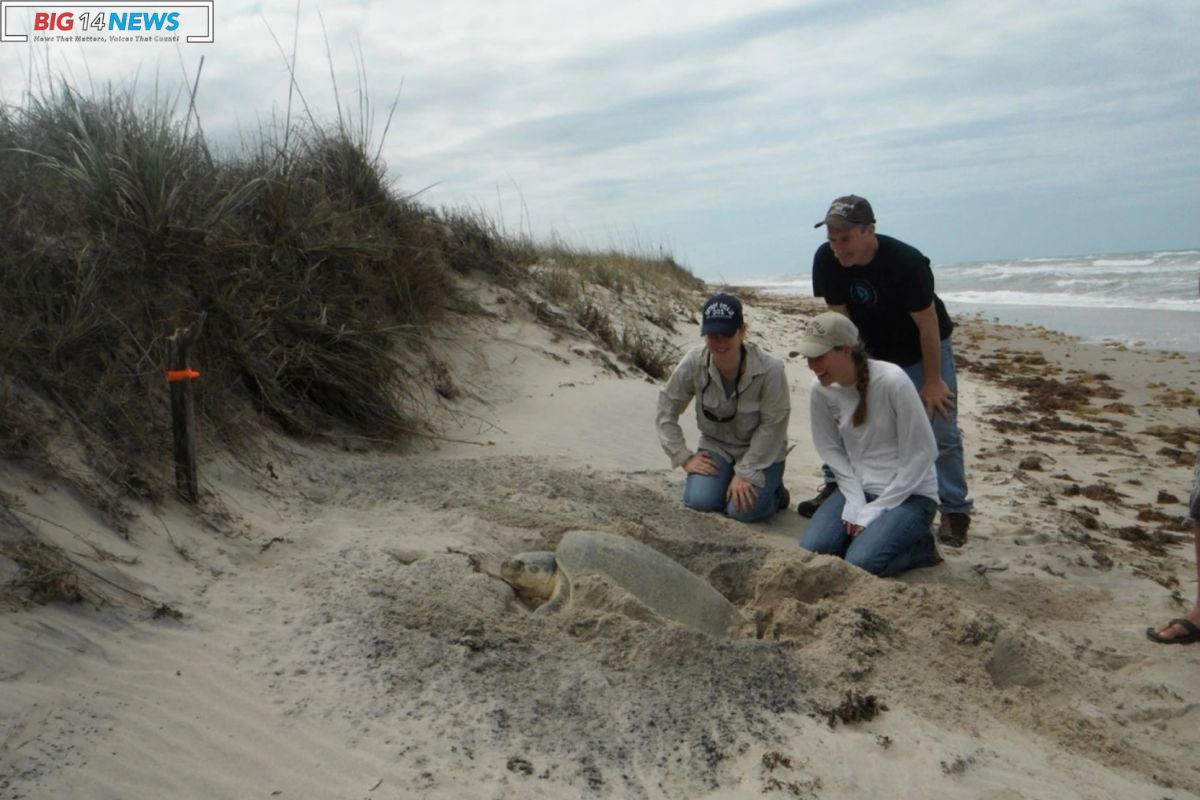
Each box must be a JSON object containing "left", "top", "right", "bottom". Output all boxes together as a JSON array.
[{"left": 747, "top": 249, "right": 1200, "bottom": 353}]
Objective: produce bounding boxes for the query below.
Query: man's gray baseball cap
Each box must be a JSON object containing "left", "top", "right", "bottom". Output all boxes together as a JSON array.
[{"left": 814, "top": 195, "right": 875, "bottom": 229}]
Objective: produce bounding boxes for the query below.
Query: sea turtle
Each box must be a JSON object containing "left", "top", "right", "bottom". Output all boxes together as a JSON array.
[{"left": 499, "top": 530, "right": 745, "bottom": 638}]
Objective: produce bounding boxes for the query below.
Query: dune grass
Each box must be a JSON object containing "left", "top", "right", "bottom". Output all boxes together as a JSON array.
[{"left": 0, "top": 81, "right": 700, "bottom": 514}]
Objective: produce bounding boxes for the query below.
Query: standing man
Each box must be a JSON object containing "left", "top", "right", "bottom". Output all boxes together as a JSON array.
[{"left": 799, "top": 195, "right": 973, "bottom": 546}]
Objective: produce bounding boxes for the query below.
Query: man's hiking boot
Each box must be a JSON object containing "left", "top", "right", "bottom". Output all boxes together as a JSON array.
[
  {"left": 776, "top": 486, "right": 791, "bottom": 512},
  {"left": 796, "top": 483, "right": 837, "bottom": 518},
  {"left": 937, "top": 512, "right": 970, "bottom": 547},
  {"left": 930, "top": 536, "right": 944, "bottom": 566}
]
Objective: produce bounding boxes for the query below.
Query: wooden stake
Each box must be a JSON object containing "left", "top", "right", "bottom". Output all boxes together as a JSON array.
[{"left": 168, "top": 312, "right": 206, "bottom": 504}]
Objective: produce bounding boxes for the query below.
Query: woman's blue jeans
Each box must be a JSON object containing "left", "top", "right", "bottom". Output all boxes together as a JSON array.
[
  {"left": 683, "top": 451, "right": 785, "bottom": 523},
  {"left": 799, "top": 489, "right": 938, "bottom": 577}
]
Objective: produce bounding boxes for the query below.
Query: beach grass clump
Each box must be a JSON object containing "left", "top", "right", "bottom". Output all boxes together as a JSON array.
[
  {"left": 0, "top": 82, "right": 463, "bottom": 504},
  {"left": 620, "top": 328, "right": 677, "bottom": 380},
  {"left": 534, "top": 264, "right": 583, "bottom": 305},
  {"left": 535, "top": 239, "right": 704, "bottom": 297},
  {"left": 0, "top": 538, "right": 85, "bottom": 608},
  {"left": 438, "top": 208, "right": 540, "bottom": 277},
  {"left": 0, "top": 80, "right": 705, "bottom": 509},
  {"left": 570, "top": 301, "right": 683, "bottom": 379},
  {"left": 575, "top": 302, "right": 620, "bottom": 351},
  {"left": 519, "top": 241, "right": 698, "bottom": 379}
]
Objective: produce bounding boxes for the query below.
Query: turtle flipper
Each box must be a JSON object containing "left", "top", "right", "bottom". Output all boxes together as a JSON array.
[{"left": 534, "top": 572, "right": 571, "bottom": 616}]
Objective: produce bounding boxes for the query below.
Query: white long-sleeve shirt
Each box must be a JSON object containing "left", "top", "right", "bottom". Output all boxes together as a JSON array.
[{"left": 808, "top": 359, "right": 938, "bottom": 528}]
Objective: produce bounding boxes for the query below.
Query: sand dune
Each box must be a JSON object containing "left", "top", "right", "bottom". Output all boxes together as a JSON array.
[{"left": 3, "top": 283, "right": 1199, "bottom": 799}]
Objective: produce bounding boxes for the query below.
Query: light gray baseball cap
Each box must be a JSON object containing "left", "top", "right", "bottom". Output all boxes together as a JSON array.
[{"left": 795, "top": 312, "right": 860, "bottom": 357}]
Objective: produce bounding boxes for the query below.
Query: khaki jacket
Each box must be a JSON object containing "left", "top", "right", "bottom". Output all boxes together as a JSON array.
[{"left": 656, "top": 340, "right": 790, "bottom": 487}]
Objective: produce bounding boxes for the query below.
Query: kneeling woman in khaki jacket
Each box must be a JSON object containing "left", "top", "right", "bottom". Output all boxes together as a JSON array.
[{"left": 656, "top": 293, "right": 790, "bottom": 523}]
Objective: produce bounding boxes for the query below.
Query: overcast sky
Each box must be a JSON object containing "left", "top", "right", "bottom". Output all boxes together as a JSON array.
[{"left": 3, "top": 0, "right": 1197, "bottom": 281}]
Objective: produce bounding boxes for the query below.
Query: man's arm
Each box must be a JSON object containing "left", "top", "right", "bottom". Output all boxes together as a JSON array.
[{"left": 909, "top": 304, "right": 953, "bottom": 419}]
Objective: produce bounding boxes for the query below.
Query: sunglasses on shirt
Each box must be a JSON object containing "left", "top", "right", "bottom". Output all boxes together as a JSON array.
[{"left": 700, "top": 345, "right": 745, "bottom": 423}]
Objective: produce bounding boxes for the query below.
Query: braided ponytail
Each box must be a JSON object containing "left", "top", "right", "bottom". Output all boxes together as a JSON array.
[{"left": 851, "top": 345, "right": 870, "bottom": 427}]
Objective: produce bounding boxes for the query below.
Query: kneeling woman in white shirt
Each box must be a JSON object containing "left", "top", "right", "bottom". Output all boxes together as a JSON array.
[{"left": 796, "top": 312, "right": 940, "bottom": 576}]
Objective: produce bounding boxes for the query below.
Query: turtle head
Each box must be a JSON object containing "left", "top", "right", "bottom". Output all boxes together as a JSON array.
[{"left": 500, "top": 551, "right": 558, "bottom": 600}]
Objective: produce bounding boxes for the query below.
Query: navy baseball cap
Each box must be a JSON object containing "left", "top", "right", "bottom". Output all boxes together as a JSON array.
[{"left": 700, "top": 293, "right": 744, "bottom": 336}]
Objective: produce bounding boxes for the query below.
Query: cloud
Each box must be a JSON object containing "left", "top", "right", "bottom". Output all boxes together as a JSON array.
[{"left": 1, "top": 0, "right": 1196, "bottom": 275}]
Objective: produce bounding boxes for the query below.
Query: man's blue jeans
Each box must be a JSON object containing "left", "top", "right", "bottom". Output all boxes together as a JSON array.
[
  {"left": 799, "top": 489, "right": 938, "bottom": 577},
  {"left": 683, "top": 450, "right": 786, "bottom": 523},
  {"left": 819, "top": 337, "right": 973, "bottom": 516},
  {"left": 900, "top": 337, "right": 973, "bottom": 515}
]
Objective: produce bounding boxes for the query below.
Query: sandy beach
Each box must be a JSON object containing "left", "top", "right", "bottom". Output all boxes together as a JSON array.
[{"left": 3, "top": 277, "right": 1200, "bottom": 799}]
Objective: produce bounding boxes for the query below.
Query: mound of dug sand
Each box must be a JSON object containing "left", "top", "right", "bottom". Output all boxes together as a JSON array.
[{"left": 205, "top": 454, "right": 1200, "bottom": 797}]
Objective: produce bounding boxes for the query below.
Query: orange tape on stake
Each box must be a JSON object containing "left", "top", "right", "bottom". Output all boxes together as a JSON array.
[{"left": 166, "top": 368, "right": 201, "bottom": 383}]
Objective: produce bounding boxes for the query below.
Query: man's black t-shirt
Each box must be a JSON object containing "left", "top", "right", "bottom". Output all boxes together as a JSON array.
[{"left": 811, "top": 234, "right": 953, "bottom": 367}]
